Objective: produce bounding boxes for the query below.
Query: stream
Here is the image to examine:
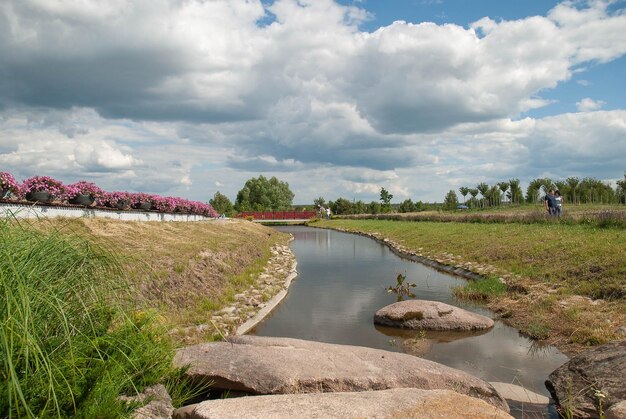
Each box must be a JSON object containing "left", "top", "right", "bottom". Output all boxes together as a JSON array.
[{"left": 251, "top": 226, "right": 569, "bottom": 418}]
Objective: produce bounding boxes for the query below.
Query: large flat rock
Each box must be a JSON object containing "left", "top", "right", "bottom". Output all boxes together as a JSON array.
[
  {"left": 545, "top": 340, "right": 626, "bottom": 418},
  {"left": 173, "top": 388, "right": 513, "bottom": 419},
  {"left": 374, "top": 300, "right": 494, "bottom": 331},
  {"left": 173, "top": 335, "right": 509, "bottom": 412}
]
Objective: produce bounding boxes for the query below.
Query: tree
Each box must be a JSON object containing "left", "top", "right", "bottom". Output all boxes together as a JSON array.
[
  {"left": 234, "top": 175, "right": 294, "bottom": 211},
  {"left": 616, "top": 172, "right": 626, "bottom": 204},
  {"left": 379, "top": 187, "right": 393, "bottom": 213},
  {"left": 468, "top": 188, "right": 479, "bottom": 208},
  {"left": 368, "top": 201, "right": 381, "bottom": 214},
  {"left": 476, "top": 183, "right": 489, "bottom": 208},
  {"left": 566, "top": 177, "right": 580, "bottom": 205},
  {"left": 526, "top": 178, "right": 543, "bottom": 203},
  {"left": 209, "top": 191, "right": 234, "bottom": 216},
  {"left": 497, "top": 182, "right": 509, "bottom": 205},
  {"left": 353, "top": 200, "right": 368, "bottom": 214},
  {"left": 443, "top": 190, "right": 459, "bottom": 210},
  {"left": 459, "top": 187, "right": 469, "bottom": 204},
  {"left": 398, "top": 198, "right": 415, "bottom": 213},
  {"left": 488, "top": 185, "right": 500, "bottom": 207},
  {"left": 332, "top": 197, "right": 354, "bottom": 215},
  {"left": 508, "top": 178, "right": 522, "bottom": 204},
  {"left": 313, "top": 196, "right": 326, "bottom": 208}
]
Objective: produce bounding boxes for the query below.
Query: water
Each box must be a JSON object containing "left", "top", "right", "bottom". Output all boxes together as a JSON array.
[{"left": 251, "top": 226, "right": 568, "bottom": 417}]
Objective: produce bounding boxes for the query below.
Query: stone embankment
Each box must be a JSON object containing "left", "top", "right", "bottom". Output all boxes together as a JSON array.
[
  {"left": 171, "top": 238, "right": 297, "bottom": 342},
  {"left": 324, "top": 227, "right": 508, "bottom": 283},
  {"left": 212, "top": 240, "right": 297, "bottom": 337}
]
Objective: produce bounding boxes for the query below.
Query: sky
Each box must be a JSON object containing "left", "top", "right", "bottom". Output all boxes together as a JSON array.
[{"left": 1, "top": 0, "right": 625, "bottom": 204}]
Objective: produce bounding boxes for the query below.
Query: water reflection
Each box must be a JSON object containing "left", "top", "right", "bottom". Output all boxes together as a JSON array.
[{"left": 252, "top": 226, "right": 568, "bottom": 410}]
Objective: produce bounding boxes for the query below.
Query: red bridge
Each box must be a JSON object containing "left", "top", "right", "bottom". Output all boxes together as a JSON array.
[{"left": 236, "top": 210, "right": 318, "bottom": 222}]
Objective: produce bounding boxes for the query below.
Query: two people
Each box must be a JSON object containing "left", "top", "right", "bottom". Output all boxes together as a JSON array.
[
  {"left": 544, "top": 189, "right": 564, "bottom": 216},
  {"left": 318, "top": 205, "right": 332, "bottom": 219}
]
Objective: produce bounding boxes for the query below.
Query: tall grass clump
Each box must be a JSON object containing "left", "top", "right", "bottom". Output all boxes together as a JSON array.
[
  {"left": 0, "top": 219, "right": 173, "bottom": 417},
  {"left": 452, "top": 276, "right": 508, "bottom": 301}
]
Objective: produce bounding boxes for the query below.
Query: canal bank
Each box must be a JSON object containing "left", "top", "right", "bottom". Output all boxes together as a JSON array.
[
  {"left": 248, "top": 226, "right": 569, "bottom": 417},
  {"left": 311, "top": 219, "right": 626, "bottom": 356}
]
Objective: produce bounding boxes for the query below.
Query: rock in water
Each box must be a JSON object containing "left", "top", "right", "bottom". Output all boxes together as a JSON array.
[
  {"left": 374, "top": 300, "right": 494, "bottom": 331},
  {"left": 173, "top": 335, "right": 509, "bottom": 412},
  {"left": 172, "top": 388, "right": 513, "bottom": 419},
  {"left": 545, "top": 340, "right": 626, "bottom": 418}
]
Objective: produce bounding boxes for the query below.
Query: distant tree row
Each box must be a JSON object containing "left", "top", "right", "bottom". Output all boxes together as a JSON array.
[
  {"left": 208, "top": 172, "right": 626, "bottom": 217},
  {"left": 316, "top": 188, "right": 439, "bottom": 216},
  {"left": 451, "top": 172, "right": 626, "bottom": 209}
]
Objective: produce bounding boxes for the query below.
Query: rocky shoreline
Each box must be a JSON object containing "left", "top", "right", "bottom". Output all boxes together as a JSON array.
[{"left": 171, "top": 236, "right": 298, "bottom": 343}]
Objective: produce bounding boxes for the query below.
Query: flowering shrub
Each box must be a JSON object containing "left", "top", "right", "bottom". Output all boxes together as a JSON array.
[
  {"left": 152, "top": 195, "right": 177, "bottom": 212},
  {"left": 129, "top": 192, "right": 154, "bottom": 208},
  {"left": 22, "top": 176, "right": 65, "bottom": 197},
  {"left": 64, "top": 181, "right": 104, "bottom": 200},
  {"left": 5, "top": 172, "right": 218, "bottom": 217},
  {"left": 0, "top": 172, "right": 20, "bottom": 197},
  {"left": 96, "top": 191, "right": 131, "bottom": 208}
]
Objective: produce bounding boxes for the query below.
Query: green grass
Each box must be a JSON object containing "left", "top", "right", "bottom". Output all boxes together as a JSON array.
[
  {"left": 317, "top": 218, "right": 626, "bottom": 300},
  {"left": 336, "top": 204, "right": 626, "bottom": 229},
  {"left": 0, "top": 219, "right": 177, "bottom": 418},
  {"left": 452, "top": 276, "right": 507, "bottom": 300}
]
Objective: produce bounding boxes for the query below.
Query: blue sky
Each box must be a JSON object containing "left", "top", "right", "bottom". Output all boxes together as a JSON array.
[{"left": 0, "top": 0, "right": 625, "bottom": 204}]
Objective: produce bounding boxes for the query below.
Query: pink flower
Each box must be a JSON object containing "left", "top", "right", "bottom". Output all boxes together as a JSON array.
[{"left": 22, "top": 176, "right": 65, "bottom": 197}]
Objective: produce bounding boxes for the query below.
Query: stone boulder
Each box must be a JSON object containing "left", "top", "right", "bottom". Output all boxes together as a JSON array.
[
  {"left": 119, "top": 384, "right": 174, "bottom": 419},
  {"left": 374, "top": 300, "right": 494, "bottom": 331},
  {"left": 173, "top": 335, "right": 509, "bottom": 412},
  {"left": 172, "top": 388, "right": 512, "bottom": 419},
  {"left": 606, "top": 400, "right": 626, "bottom": 419},
  {"left": 545, "top": 340, "right": 626, "bottom": 418}
]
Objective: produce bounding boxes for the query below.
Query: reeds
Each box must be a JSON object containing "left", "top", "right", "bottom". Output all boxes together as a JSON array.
[{"left": 0, "top": 219, "right": 172, "bottom": 417}]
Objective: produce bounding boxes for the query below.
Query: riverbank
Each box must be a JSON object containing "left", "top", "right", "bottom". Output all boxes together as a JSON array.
[
  {"left": 313, "top": 218, "right": 626, "bottom": 355},
  {"left": 16, "top": 217, "right": 292, "bottom": 342}
]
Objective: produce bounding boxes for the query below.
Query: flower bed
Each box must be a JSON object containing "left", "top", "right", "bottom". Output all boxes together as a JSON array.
[{"left": 0, "top": 171, "right": 218, "bottom": 217}]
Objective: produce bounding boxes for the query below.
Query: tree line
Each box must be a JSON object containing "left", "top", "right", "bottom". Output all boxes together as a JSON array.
[
  {"left": 450, "top": 172, "right": 626, "bottom": 210},
  {"left": 208, "top": 172, "right": 626, "bottom": 216}
]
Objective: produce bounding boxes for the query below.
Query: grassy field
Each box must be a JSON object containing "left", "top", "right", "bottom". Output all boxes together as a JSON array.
[
  {"left": 1, "top": 217, "right": 287, "bottom": 416},
  {"left": 315, "top": 210, "right": 626, "bottom": 354},
  {"left": 337, "top": 203, "right": 626, "bottom": 228}
]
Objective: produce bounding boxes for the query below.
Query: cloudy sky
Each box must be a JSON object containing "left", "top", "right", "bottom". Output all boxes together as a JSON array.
[{"left": 1, "top": 0, "right": 625, "bottom": 204}]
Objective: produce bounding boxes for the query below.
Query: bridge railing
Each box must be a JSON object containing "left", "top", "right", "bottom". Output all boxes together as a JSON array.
[{"left": 236, "top": 210, "right": 318, "bottom": 220}]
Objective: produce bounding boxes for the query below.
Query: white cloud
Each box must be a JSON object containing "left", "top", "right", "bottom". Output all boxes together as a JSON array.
[
  {"left": 0, "top": 1, "right": 625, "bottom": 203},
  {"left": 576, "top": 97, "right": 606, "bottom": 111}
]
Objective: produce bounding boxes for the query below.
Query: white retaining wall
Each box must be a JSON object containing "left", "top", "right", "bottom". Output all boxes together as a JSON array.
[{"left": 1, "top": 202, "right": 210, "bottom": 222}]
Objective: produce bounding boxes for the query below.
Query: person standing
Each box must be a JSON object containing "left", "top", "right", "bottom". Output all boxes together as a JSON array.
[
  {"left": 544, "top": 190, "right": 557, "bottom": 216},
  {"left": 554, "top": 190, "right": 564, "bottom": 216},
  {"left": 326, "top": 207, "right": 332, "bottom": 219}
]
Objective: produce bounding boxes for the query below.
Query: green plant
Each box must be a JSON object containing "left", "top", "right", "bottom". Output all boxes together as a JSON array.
[
  {"left": 386, "top": 273, "right": 416, "bottom": 300},
  {"left": 0, "top": 219, "right": 174, "bottom": 417},
  {"left": 526, "top": 318, "right": 551, "bottom": 340},
  {"left": 594, "top": 389, "right": 606, "bottom": 418},
  {"left": 452, "top": 276, "right": 507, "bottom": 301}
]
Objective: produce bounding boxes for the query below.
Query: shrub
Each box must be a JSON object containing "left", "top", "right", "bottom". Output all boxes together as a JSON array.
[
  {"left": 21, "top": 175, "right": 65, "bottom": 197},
  {"left": 0, "top": 172, "right": 20, "bottom": 197},
  {"left": 64, "top": 180, "right": 105, "bottom": 200}
]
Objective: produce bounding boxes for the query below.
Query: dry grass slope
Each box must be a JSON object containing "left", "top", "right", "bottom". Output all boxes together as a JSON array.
[{"left": 20, "top": 217, "right": 289, "bottom": 329}]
